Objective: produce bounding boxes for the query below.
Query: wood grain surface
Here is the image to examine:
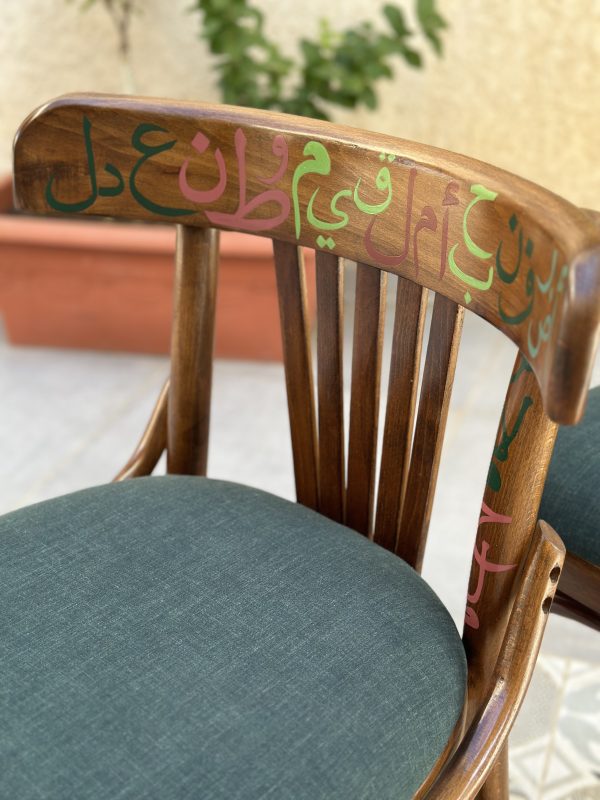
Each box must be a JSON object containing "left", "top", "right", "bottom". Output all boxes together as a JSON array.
[{"left": 13, "top": 94, "right": 600, "bottom": 424}]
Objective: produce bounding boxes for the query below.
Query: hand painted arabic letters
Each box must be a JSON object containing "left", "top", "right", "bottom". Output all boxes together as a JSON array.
[
  {"left": 307, "top": 188, "right": 352, "bottom": 231},
  {"left": 496, "top": 223, "right": 524, "bottom": 284},
  {"left": 468, "top": 541, "right": 517, "bottom": 604},
  {"left": 479, "top": 501, "right": 513, "bottom": 526},
  {"left": 413, "top": 206, "right": 437, "bottom": 275},
  {"left": 354, "top": 167, "right": 393, "bottom": 215},
  {"left": 46, "top": 116, "right": 125, "bottom": 212},
  {"left": 439, "top": 182, "right": 460, "bottom": 279},
  {"left": 527, "top": 305, "right": 556, "bottom": 359},
  {"left": 130, "top": 123, "right": 193, "bottom": 217},
  {"left": 465, "top": 539, "right": 516, "bottom": 629},
  {"left": 462, "top": 184, "right": 498, "bottom": 259},
  {"left": 535, "top": 249, "right": 557, "bottom": 294},
  {"left": 46, "top": 116, "right": 97, "bottom": 213},
  {"left": 498, "top": 271, "right": 535, "bottom": 325},
  {"left": 487, "top": 395, "right": 533, "bottom": 491},
  {"left": 364, "top": 168, "right": 416, "bottom": 266},
  {"left": 98, "top": 163, "right": 125, "bottom": 197},
  {"left": 448, "top": 183, "right": 498, "bottom": 303},
  {"left": 526, "top": 253, "right": 568, "bottom": 359},
  {"left": 205, "top": 128, "right": 290, "bottom": 231},
  {"left": 292, "top": 141, "right": 331, "bottom": 238},
  {"left": 259, "top": 135, "right": 288, "bottom": 185},
  {"left": 178, "top": 131, "right": 227, "bottom": 204},
  {"left": 510, "top": 355, "right": 533, "bottom": 384}
]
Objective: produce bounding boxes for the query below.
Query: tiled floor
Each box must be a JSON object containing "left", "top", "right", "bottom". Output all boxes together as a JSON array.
[
  {"left": 0, "top": 276, "right": 598, "bottom": 797},
  {"left": 511, "top": 657, "right": 600, "bottom": 799}
]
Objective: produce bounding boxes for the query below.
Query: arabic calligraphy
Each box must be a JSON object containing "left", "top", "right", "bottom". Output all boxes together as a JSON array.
[
  {"left": 465, "top": 354, "right": 536, "bottom": 633},
  {"left": 45, "top": 113, "right": 569, "bottom": 367},
  {"left": 464, "top": 532, "right": 516, "bottom": 630},
  {"left": 464, "top": 501, "right": 516, "bottom": 630},
  {"left": 292, "top": 141, "right": 332, "bottom": 239},
  {"left": 495, "top": 214, "right": 570, "bottom": 360},
  {"left": 130, "top": 123, "right": 193, "bottom": 217},
  {"left": 46, "top": 116, "right": 127, "bottom": 213},
  {"left": 363, "top": 167, "right": 416, "bottom": 267},
  {"left": 204, "top": 128, "right": 290, "bottom": 231},
  {"left": 448, "top": 183, "right": 497, "bottom": 304},
  {"left": 486, "top": 394, "right": 533, "bottom": 492},
  {"left": 179, "top": 131, "right": 227, "bottom": 204},
  {"left": 47, "top": 116, "right": 290, "bottom": 231},
  {"left": 478, "top": 500, "right": 513, "bottom": 526}
]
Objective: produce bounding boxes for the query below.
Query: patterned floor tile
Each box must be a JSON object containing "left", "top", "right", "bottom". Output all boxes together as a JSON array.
[{"left": 510, "top": 657, "right": 600, "bottom": 798}]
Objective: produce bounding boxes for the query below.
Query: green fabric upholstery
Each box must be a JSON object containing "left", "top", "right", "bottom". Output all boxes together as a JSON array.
[
  {"left": 0, "top": 476, "right": 466, "bottom": 799},
  {"left": 540, "top": 385, "right": 600, "bottom": 566}
]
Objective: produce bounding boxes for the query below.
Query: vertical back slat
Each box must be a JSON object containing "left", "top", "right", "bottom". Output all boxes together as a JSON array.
[
  {"left": 373, "top": 278, "right": 428, "bottom": 551},
  {"left": 395, "top": 293, "right": 464, "bottom": 569},
  {"left": 316, "top": 252, "right": 345, "bottom": 522},
  {"left": 273, "top": 241, "right": 319, "bottom": 510},
  {"left": 167, "top": 225, "right": 219, "bottom": 475},
  {"left": 345, "top": 262, "right": 387, "bottom": 536}
]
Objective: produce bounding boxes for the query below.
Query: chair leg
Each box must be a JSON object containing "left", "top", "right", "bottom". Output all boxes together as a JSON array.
[{"left": 476, "top": 745, "right": 509, "bottom": 800}]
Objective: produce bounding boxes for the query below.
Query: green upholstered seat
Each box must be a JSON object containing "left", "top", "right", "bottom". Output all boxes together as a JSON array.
[
  {"left": 540, "top": 385, "right": 600, "bottom": 566},
  {"left": 0, "top": 476, "right": 466, "bottom": 799}
]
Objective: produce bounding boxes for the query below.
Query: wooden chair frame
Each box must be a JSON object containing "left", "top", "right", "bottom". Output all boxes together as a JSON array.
[{"left": 13, "top": 94, "right": 600, "bottom": 799}]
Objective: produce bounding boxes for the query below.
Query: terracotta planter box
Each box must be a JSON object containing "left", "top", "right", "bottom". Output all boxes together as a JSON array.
[{"left": 0, "top": 176, "right": 314, "bottom": 360}]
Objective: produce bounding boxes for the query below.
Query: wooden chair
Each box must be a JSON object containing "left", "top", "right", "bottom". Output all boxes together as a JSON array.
[{"left": 5, "top": 94, "right": 600, "bottom": 799}]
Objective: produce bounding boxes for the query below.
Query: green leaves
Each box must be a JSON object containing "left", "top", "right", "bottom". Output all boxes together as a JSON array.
[
  {"left": 190, "top": 0, "right": 290, "bottom": 109},
  {"left": 72, "top": 0, "right": 448, "bottom": 120},
  {"left": 416, "top": 0, "right": 448, "bottom": 55},
  {"left": 382, "top": 4, "right": 411, "bottom": 38},
  {"left": 75, "top": 0, "right": 447, "bottom": 119}
]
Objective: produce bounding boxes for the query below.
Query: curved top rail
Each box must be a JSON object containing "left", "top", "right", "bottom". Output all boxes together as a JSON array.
[{"left": 13, "top": 93, "right": 600, "bottom": 423}]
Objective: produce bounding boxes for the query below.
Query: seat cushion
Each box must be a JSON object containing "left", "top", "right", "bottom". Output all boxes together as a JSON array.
[
  {"left": 0, "top": 476, "right": 466, "bottom": 799},
  {"left": 540, "top": 385, "right": 600, "bottom": 565}
]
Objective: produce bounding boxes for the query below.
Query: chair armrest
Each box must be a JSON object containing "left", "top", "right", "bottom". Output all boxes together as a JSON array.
[
  {"left": 113, "top": 379, "right": 169, "bottom": 480},
  {"left": 422, "top": 521, "right": 565, "bottom": 800}
]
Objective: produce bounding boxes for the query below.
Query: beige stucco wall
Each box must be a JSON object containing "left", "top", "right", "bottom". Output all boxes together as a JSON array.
[{"left": 1, "top": 0, "right": 599, "bottom": 207}]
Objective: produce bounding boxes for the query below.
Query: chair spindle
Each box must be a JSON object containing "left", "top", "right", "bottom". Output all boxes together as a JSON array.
[
  {"left": 374, "top": 278, "right": 428, "bottom": 551},
  {"left": 316, "top": 251, "right": 346, "bottom": 523},
  {"left": 395, "top": 293, "right": 464, "bottom": 570},
  {"left": 167, "top": 226, "right": 219, "bottom": 476},
  {"left": 345, "top": 262, "right": 387, "bottom": 536},
  {"left": 273, "top": 241, "right": 319, "bottom": 510}
]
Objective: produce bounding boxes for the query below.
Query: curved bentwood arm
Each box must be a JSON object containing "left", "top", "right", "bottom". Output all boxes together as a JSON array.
[
  {"left": 13, "top": 94, "right": 600, "bottom": 425},
  {"left": 113, "top": 379, "right": 168, "bottom": 481},
  {"left": 422, "top": 522, "right": 565, "bottom": 800}
]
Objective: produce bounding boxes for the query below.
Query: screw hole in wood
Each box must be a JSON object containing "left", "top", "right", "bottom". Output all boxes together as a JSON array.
[{"left": 542, "top": 596, "right": 553, "bottom": 614}]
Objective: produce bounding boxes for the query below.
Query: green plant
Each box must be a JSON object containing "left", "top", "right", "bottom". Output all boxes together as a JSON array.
[
  {"left": 192, "top": 0, "right": 447, "bottom": 119},
  {"left": 72, "top": 0, "right": 447, "bottom": 120}
]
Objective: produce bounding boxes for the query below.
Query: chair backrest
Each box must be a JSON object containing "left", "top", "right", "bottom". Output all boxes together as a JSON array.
[{"left": 13, "top": 94, "right": 600, "bottom": 722}]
